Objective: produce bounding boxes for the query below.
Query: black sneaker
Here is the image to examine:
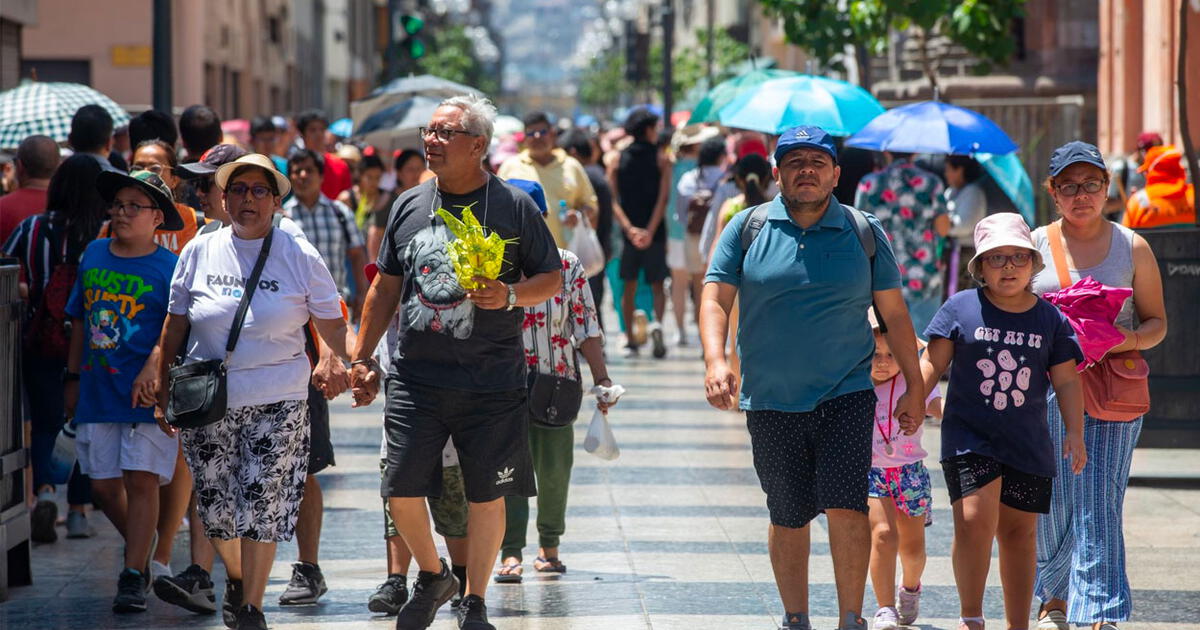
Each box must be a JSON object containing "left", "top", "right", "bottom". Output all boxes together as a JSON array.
[
  {"left": 394, "top": 559, "right": 459, "bottom": 630},
  {"left": 222, "top": 579, "right": 244, "bottom": 628},
  {"left": 112, "top": 568, "right": 148, "bottom": 613},
  {"left": 456, "top": 594, "right": 495, "bottom": 629},
  {"left": 278, "top": 561, "right": 327, "bottom": 606},
  {"left": 154, "top": 563, "right": 218, "bottom": 613},
  {"left": 650, "top": 324, "right": 666, "bottom": 359},
  {"left": 234, "top": 603, "right": 268, "bottom": 630},
  {"left": 368, "top": 573, "right": 408, "bottom": 615},
  {"left": 30, "top": 494, "right": 58, "bottom": 543}
]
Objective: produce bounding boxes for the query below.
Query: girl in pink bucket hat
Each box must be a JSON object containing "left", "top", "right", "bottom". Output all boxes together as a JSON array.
[{"left": 916, "top": 212, "right": 1087, "bottom": 630}]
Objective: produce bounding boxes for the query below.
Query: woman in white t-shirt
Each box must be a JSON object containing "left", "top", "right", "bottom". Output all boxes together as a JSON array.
[{"left": 156, "top": 154, "right": 352, "bottom": 630}]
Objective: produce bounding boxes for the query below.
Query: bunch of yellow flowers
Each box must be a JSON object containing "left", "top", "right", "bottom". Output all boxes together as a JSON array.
[{"left": 437, "top": 204, "right": 517, "bottom": 291}]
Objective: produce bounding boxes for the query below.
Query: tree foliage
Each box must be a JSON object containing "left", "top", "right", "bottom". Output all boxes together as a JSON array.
[
  {"left": 416, "top": 25, "right": 500, "bottom": 96},
  {"left": 577, "top": 49, "right": 630, "bottom": 109},
  {"left": 757, "top": 0, "right": 1026, "bottom": 90}
]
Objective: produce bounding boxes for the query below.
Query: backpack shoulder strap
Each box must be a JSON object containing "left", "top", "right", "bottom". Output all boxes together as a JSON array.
[
  {"left": 842, "top": 203, "right": 889, "bottom": 333},
  {"left": 736, "top": 203, "right": 771, "bottom": 274},
  {"left": 198, "top": 220, "right": 223, "bottom": 235},
  {"left": 330, "top": 200, "right": 353, "bottom": 244}
]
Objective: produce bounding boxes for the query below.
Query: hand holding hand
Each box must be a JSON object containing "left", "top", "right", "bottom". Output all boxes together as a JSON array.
[
  {"left": 894, "top": 391, "right": 925, "bottom": 436},
  {"left": 704, "top": 361, "right": 739, "bottom": 410},
  {"left": 350, "top": 361, "right": 380, "bottom": 407},
  {"left": 132, "top": 366, "right": 159, "bottom": 409},
  {"left": 312, "top": 355, "right": 351, "bottom": 400},
  {"left": 467, "top": 277, "right": 509, "bottom": 310}
]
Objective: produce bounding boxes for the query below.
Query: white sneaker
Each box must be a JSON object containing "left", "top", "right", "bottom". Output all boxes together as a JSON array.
[
  {"left": 1037, "top": 609, "right": 1069, "bottom": 630},
  {"left": 872, "top": 606, "right": 899, "bottom": 630}
]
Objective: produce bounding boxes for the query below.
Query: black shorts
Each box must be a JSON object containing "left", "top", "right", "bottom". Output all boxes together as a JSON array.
[
  {"left": 307, "top": 384, "right": 335, "bottom": 475},
  {"left": 381, "top": 377, "right": 535, "bottom": 503},
  {"left": 619, "top": 239, "right": 669, "bottom": 282},
  {"left": 942, "top": 452, "right": 1052, "bottom": 514},
  {"left": 746, "top": 389, "right": 876, "bottom": 528}
]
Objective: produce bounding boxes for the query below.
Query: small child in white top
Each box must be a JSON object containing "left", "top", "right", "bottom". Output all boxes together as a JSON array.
[{"left": 867, "top": 310, "right": 943, "bottom": 630}]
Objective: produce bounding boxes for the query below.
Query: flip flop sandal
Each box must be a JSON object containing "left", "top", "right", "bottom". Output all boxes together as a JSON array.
[
  {"left": 534, "top": 556, "right": 567, "bottom": 574},
  {"left": 493, "top": 561, "right": 523, "bottom": 584}
]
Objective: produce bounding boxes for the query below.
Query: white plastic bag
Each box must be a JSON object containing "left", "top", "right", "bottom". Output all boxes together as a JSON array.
[
  {"left": 48, "top": 420, "right": 77, "bottom": 485},
  {"left": 583, "top": 407, "right": 619, "bottom": 460},
  {"left": 567, "top": 212, "right": 606, "bottom": 278}
]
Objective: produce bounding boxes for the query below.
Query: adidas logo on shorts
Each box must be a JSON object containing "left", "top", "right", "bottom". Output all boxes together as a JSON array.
[{"left": 495, "top": 467, "right": 514, "bottom": 486}]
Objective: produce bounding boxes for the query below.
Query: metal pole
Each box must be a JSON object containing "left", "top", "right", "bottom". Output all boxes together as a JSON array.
[
  {"left": 662, "top": 0, "right": 673, "bottom": 124},
  {"left": 152, "top": 0, "right": 172, "bottom": 113},
  {"left": 705, "top": 0, "right": 714, "bottom": 84}
]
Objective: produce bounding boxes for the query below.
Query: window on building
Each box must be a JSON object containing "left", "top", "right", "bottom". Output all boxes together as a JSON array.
[{"left": 20, "top": 59, "right": 90, "bottom": 85}]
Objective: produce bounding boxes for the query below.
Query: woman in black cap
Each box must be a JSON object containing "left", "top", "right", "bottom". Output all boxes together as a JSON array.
[{"left": 1029, "top": 141, "right": 1167, "bottom": 630}]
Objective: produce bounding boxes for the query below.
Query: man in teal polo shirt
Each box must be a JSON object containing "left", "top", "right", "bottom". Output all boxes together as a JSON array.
[{"left": 700, "top": 125, "right": 926, "bottom": 630}]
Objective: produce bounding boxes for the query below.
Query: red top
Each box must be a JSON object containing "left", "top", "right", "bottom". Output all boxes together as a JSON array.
[
  {"left": 321, "top": 152, "right": 353, "bottom": 199},
  {"left": 0, "top": 187, "right": 48, "bottom": 244}
]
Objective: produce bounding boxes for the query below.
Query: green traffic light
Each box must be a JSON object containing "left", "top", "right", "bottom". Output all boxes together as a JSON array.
[
  {"left": 402, "top": 15, "right": 424, "bottom": 35},
  {"left": 410, "top": 39, "right": 426, "bottom": 59}
]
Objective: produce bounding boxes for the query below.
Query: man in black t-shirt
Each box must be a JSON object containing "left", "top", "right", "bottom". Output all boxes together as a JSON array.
[
  {"left": 611, "top": 107, "right": 672, "bottom": 357},
  {"left": 350, "top": 94, "right": 561, "bottom": 630}
]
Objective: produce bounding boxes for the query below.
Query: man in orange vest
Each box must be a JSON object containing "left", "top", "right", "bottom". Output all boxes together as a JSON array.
[{"left": 1123, "top": 144, "right": 1195, "bottom": 229}]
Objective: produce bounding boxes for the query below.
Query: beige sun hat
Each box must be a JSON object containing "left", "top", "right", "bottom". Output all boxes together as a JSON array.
[
  {"left": 967, "top": 212, "right": 1044, "bottom": 283},
  {"left": 214, "top": 153, "right": 291, "bottom": 197},
  {"left": 671, "top": 124, "right": 721, "bottom": 153}
]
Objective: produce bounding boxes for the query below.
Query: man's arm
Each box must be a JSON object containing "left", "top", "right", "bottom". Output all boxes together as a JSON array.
[
  {"left": 645, "top": 153, "right": 672, "bottom": 236},
  {"left": 348, "top": 245, "right": 369, "bottom": 315},
  {"left": 700, "top": 281, "right": 739, "bottom": 410},
  {"left": 874, "top": 287, "right": 925, "bottom": 431},
  {"left": 467, "top": 269, "right": 561, "bottom": 310},
  {"left": 349, "top": 271, "right": 403, "bottom": 407}
]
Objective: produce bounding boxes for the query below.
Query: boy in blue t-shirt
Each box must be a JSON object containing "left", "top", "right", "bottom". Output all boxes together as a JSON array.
[{"left": 64, "top": 169, "right": 182, "bottom": 613}]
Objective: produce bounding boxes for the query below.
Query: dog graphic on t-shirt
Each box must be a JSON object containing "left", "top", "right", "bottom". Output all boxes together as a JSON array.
[{"left": 403, "top": 225, "right": 475, "bottom": 339}]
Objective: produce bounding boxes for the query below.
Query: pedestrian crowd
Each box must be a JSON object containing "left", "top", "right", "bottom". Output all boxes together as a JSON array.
[{"left": 0, "top": 89, "right": 1184, "bottom": 630}]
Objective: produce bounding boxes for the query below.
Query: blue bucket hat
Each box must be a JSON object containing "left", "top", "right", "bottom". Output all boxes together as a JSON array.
[
  {"left": 1048, "top": 141, "right": 1106, "bottom": 177},
  {"left": 773, "top": 125, "right": 838, "bottom": 165},
  {"left": 507, "top": 178, "right": 548, "bottom": 216}
]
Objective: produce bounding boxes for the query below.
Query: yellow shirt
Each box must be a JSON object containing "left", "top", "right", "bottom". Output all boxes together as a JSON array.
[{"left": 498, "top": 148, "right": 597, "bottom": 248}]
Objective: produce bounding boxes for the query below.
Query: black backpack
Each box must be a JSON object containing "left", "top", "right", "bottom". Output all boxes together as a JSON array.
[{"left": 738, "top": 202, "right": 888, "bottom": 332}]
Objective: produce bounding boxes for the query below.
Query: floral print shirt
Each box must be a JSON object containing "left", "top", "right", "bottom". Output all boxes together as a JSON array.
[
  {"left": 522, "top": 249, "right": 602, "bottom": 380},
  {"left": 855, "top": 160, "right": 948, "bottom": 303}
]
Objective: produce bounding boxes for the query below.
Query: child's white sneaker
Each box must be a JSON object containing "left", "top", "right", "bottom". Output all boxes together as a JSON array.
[{"left": 872, "top": 606, "right": 899, "bottom": 630}]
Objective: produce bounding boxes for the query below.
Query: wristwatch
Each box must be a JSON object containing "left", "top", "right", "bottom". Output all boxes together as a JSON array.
[{"left": 505, "top": 283, "right": 518, "bottom": 311}]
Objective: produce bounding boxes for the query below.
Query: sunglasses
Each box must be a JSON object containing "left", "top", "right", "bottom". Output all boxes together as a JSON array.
[
  {"left": 226, "top": 182, "right": 274, "bottom": 199},
  {"left": 1055, "top": 180, "right": 1103, "bottom": 197},
  {"left": 525, "top": 128, "right": 552, "bottom": 138},
  {"left": 192, "top": 178, "right": 214, "bottom": 194},
  {"left": 108, "top": 201, "right": 156, "bottom": 216},
  {"left": 982, "top": 252, "right": 1033, "bottom": 269}
]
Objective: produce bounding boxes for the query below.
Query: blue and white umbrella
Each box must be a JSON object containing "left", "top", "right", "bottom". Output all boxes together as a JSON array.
[
  {"left": 717, "top": 75, "right": 885, "bottom": 136},
  {"left": 0, "top": 81, "right": 130, "bottom": 149},
  {"left": 846, "top": 101, "right": 1018, "bottom": 155}
]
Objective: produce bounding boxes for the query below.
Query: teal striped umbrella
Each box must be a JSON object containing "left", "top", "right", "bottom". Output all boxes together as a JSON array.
[
  {"left": 717, "top": 75, "right": 884, "bottom": 136},
  {"left": 687, "top": 69, "right": 801, "bottom": 125},
  {"left": 0, "top": 81, "right": 130, "bottom": 149}
]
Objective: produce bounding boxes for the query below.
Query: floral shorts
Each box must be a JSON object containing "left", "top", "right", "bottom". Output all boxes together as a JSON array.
[{"left": 868, "top": 460, "right": 933, "bottom": 521}]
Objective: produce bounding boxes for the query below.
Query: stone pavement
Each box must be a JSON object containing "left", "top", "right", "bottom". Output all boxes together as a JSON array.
[{"left": 3, "top": 341, "right": 1200, "bottom": 629}]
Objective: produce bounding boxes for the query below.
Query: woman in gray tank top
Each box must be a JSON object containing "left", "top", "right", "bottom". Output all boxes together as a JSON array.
[{"left": 1028, "top": 142, "right": 1168, "bottom": 630}]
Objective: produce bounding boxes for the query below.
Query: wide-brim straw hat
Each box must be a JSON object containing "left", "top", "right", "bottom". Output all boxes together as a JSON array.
[{"left": 214, "top": 153, "right": 291, "bottom": 197}]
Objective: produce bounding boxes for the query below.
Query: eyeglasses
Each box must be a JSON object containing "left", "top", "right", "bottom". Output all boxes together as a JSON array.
[
  {"left": 983, "top": 252, "right": 1033, "bottom": 269},
  {"left": 419, "top": 126, "right": 476, "bottom": 142},
  {"left": 226, "top": 182, "right": 273, "bottom": 199},
  {"left": 1055, "top": 180, "right": 1103, "bottom": 197},
  {"left": 108, "top": 201, "right": 156, "bottom": 216},
  {"left": 192, "top": 178, "right": 214, "bottom": 194},
  {"left": 525, "top": 128, "right": 552, "bottom": 138}
]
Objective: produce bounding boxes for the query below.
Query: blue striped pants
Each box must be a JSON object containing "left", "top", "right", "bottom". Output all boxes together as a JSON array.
[{"left": 1035, "top": 388, "right": 1142, "bottom": 624}]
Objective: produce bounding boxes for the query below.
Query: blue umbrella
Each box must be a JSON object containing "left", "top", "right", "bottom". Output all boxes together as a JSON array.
[
  {"left": 977, "top": 152, "right": 1036, "bottom": 226},
  {"left": 329, "top": 117, "right": 354, "bottom": 138},
  {"left": 717, "top": 75, "right": 884, "bottom": 136},
  {"left": 846, "top": 101, "right": 1018, "bottom": 155}
]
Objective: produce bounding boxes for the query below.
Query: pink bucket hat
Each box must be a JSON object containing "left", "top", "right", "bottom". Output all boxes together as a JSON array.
[{"left": 968, "top": 212, "right": 1044, "bottom": 282}]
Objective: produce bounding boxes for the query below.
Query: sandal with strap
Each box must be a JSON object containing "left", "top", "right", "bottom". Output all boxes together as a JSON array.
[
  {"left": 533, "top": 556, "right": 566, "bottom": 574},
  {"left": 493, "top": 561, "right": 522, "bottom": 584}
]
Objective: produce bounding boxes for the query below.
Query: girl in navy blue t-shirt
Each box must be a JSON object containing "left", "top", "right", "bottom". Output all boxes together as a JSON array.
[{"left": 919, "top": 213, "right": 1085, "bottom": 630}]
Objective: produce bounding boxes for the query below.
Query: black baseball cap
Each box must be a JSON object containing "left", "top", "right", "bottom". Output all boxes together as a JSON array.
[{"left": 178, "top": 143, "right": 249, "bottom": 179}]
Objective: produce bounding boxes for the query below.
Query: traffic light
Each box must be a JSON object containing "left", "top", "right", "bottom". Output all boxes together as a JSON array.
[{"left": 399, "top": 14, "right": 425, "bottom": 59}]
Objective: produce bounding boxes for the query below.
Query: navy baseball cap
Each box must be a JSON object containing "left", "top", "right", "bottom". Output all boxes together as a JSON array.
[
  {"left": 178, "top": 143, "right": 249, "bottom": 179},
  {"left": 1048, "top": 141, "right": 1106, "bottom": 176},
  {"left": 774, "top": 125, "right": 838, "bottom": 165}
]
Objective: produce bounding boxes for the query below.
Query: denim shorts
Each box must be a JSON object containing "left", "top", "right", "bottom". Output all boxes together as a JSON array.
[{"left": 868, "top": 460, "right": 933, "bottom": 521}]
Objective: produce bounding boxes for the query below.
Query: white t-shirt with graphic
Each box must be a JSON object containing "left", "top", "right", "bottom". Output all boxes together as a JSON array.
[
  {"left": 168, "top": 226, "right": 343, "bottom": 408},
  {"left": 871, "top": 373, "right": 941, "bottom": 468}
]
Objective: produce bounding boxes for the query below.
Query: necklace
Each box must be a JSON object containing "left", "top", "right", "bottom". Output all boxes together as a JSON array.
[{"left": 876, "top": 376, "right": 898, "bottom": 456}]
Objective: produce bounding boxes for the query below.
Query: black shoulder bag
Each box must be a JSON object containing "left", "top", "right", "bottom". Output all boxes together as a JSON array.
[
  {"left": 526, "top": 311, "right": 584, "bottom": 428},
  {"left": 166, "top": 227, "right": 275, "bottom": 429}
]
